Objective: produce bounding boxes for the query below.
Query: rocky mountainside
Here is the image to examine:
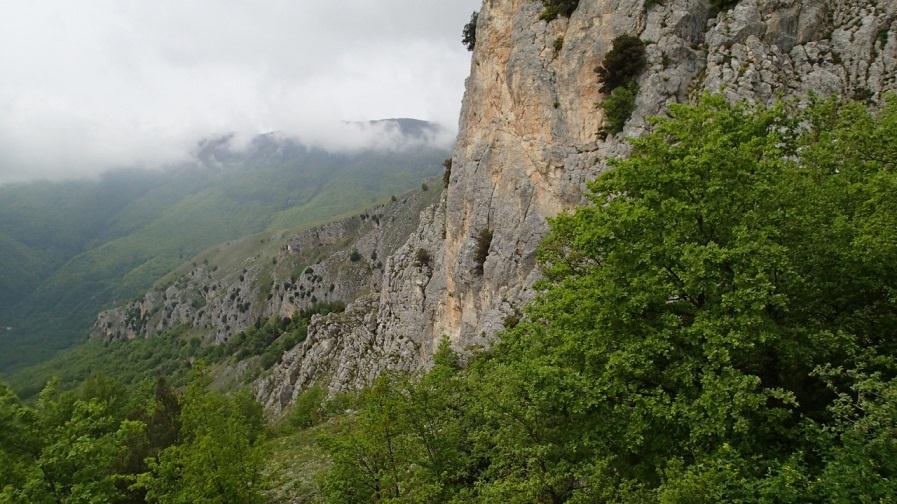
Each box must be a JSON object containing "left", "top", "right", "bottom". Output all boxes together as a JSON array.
[
  {"left": 92, "top": 187, "right": 442, "bottom": 345},
  {"left": 255, "top": 0, "right": 897, "bottom": 413},
  {"left": 92, "top": 0, "right": 897, "bottom": 413}
]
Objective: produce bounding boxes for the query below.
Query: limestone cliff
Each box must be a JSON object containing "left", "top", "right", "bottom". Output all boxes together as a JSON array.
[{"left": 256, "top": 0, "right": 897, "bottom": 412}]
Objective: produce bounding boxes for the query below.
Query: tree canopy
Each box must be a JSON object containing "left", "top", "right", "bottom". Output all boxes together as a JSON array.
[{"left": 320, "top": 95, "right": 897, "bottom": 502}]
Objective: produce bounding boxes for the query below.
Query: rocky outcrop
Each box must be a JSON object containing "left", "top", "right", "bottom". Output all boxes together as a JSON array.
[
  {"left": 256, "top": 0, "right": 897, "bottom": 413},
  {"left": 91, "top": 188, "right": 440, "bottom": 344}
]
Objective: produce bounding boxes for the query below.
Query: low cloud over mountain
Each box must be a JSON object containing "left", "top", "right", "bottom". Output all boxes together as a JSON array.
[{"left": 0, "top": 1, "right": 478, "bottom": 183}]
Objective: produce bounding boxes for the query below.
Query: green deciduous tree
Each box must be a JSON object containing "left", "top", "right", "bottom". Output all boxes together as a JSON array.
[{"left": 137, "top": 369, "right": 266, "bottom": 503}]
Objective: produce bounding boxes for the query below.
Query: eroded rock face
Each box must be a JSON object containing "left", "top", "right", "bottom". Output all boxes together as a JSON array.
[{"left": 256, "top": 0, "right": 897, "bottom": 413}]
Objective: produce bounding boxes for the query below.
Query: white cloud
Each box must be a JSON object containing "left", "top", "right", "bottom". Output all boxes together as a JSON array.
[{"left": 0, "top": 0, "right": 480, "bottom": 182}]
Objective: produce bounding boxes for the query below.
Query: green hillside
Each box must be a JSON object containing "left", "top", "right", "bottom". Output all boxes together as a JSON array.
[{"left": 0, "top": 126, "right": 448, "bottom": 372}]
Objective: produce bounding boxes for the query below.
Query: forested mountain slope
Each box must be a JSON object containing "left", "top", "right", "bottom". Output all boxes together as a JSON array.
[{"left": 0, "top": 120, "right": 447, "bottom": 371}]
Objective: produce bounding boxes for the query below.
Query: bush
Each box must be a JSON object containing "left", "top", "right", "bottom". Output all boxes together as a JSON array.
[
  {"left": 415, "top": 248, "right": 431, "bottom": 268},
  {"left": 473, "top": 229, "right": 493, "bottom": 274},
  {"left": 600, "top": 82, "right": 639, "bottom": 135},
  {"left": 462, "top": 11, "right": 478, "bottom": 51},
  {"left": 349, "top": 250, "right": 361, "bottom": 262},
  {"left": 421, "top": 183, "right": 429, "bottom": 192},
  {"left": 595, "top": 34, "right": 647, "bottom": 93},
  {"left": 711, "top": 0, "right": 739, "bottom": 10},
  {"left": 539, "top": 0, "right": 579, "bottom": 21},
  {"left": 299, "top": 301, "right": 345, "bottom": 319},
  {"left": 287, "top": 384, "right": 326, "bottom": 429},
  {"left": 442, "top": 158, "right": 452, "bottom": 188}
]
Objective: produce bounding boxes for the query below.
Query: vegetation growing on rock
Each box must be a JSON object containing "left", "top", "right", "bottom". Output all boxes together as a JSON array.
[
  {"left": 596, "top": 34, "right": 647, "bottom": 93},
  {"left": 462, "top": 11, "right": 478, "bottom": 51},
  {"left": 539, "top": 0, "right": 579, "bottom": 21},
  {"left": 415, "top": 248, "right": 431, "bottom": 268},
  {"left": 442, "top": 158, "right": 452, "bottom": 187},
  {"left": 600, "top": 81, "right": 639, "bottom": 135},
  {"left": 473, "top": 228, "right": 493, "bottom": 274},
  {"left": 596, "top": 34, "right": 647, "bottom": 135}
]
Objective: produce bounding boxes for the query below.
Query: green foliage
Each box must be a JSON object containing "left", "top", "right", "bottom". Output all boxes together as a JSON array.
[
  {"left": 217, "top": 302, "right": 345, "bottom": 370},
  {"left": 595, "top": 35, "right": 646, "bottom": 135},
  {"left": 539, "top": 0, "right": 579, "bottom": 21},
  {"left": 473, "top": 228, "right": 493, "bottom": 274},
  {"left": 711, "top": 0, "right": 740, "bottom": 10},
  {"left": 316, "top": 95, "right": 897, "bottom": 502},
  {"left": 136, "top": 369, "right": 266, "bottom": 503},
  {"left": 554, "top": 36, "right": 565, "bottom": 52},
  {"left": 6, "top": 325, "right": 207, "bottom": 400},
  {"left": 462, "top": 11, "right": 478, "bottom": 51},
  {"left": 415, "top": 247, "right": 431, "bottom": 268},
  {"left": 287, "top": 384, "right": 327, "bottom": 429},
  {"left": 0, "top": 375, "right": 163, "bottom": 503},
  {"left": 349, "top": 249, "right": 362, "bottom": 262},
  {"left": 600, "top": 82, "right": 639, "bottom": 135},
  {"left": 595, "top": 34, "right": 647, "bottom": 93},
  {"left": 442, "top": 158, "right": 453, "bottom": 187},
  {"left": 2, "top": 365, "right": 270, "bottom": 503},
  {"left": 320, "top": 340, "right": 475, "bottom": 503}
]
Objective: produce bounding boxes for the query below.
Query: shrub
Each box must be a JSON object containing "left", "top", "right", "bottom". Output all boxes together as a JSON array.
[
  {"left": 287, "top": 384, "right": 327, "bottom": 429},
  {"left": 553, "top": 36, "right": 564, "bottom": 52},
  {"left": 421, "top": 183, "right": 429, "bottom": 192},
  {"left": 539, "top": 0, "right": 579, "bottom": 21},
  {"left": 415, "top": 248, "right": 431, "bottom": 268},
  {"left": 300, "top": 301, "right": 346, "bottom": 319},
  {"left": 600, "top": 82, "right": 639, "bottom": 135},
  {"left": 462, "top": 11, "right": 478, "bottom": 51},
  {"left": 442, "top": 158, "right": 452, "bottom": 188},
  {"left": 473, "top": 229, "right": 493, "bottom": 274},
  {"left": 349, "top": 250, "right": 361, "bottom": 262},
  {"left": 711, "top": 0, "right": 740, "bottom": 10},
  {"left": 595, "top": 34, "right": 647, "bottom": 93}
]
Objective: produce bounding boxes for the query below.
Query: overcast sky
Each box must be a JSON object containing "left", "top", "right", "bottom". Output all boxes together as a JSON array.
[{"left": 0, "top": 1, "right": 481, "bottom": 183}]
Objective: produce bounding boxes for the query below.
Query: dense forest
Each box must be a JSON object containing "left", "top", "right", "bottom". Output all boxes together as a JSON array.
[{"left": 2, "top": 95, "right": 896, "bottom": 502}]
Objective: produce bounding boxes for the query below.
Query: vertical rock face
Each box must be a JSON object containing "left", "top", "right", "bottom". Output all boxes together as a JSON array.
[{"left": 261, "top": 0, "right": 897, "bottom": 412}]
